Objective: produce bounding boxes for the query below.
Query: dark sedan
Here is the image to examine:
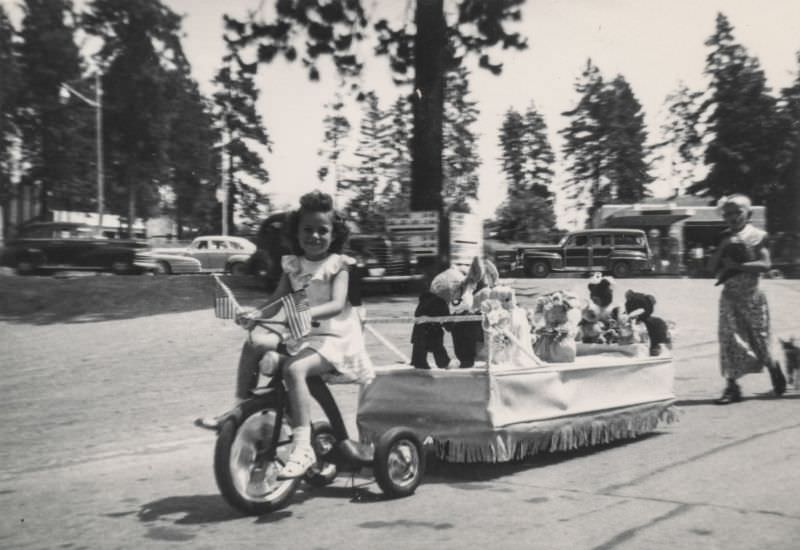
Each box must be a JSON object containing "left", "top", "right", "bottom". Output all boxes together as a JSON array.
[{"left": 0, "top": 221, "right": 148, "bottom": 275}]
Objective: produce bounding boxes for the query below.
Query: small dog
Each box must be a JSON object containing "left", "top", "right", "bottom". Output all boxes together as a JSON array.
[{"left": 780, "top": 338, "right": 800, "bottom": 390}]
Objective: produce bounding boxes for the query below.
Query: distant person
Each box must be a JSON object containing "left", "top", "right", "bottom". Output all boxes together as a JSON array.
[
  {"left": 688, "top": 242, "right": 705, "bottom": 276},
  {"left": 709, "top": 194, "right": 785, "bottom": 404}
]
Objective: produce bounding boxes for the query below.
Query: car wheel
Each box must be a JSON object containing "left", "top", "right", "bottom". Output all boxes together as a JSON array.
[
  {"left": 527, "top": 260, "right": 550, "bottom": 278},
  {"left": 16, "top": 260, "right": 36, "bottom": 276},
  {"left": 153, "top": 261, "right": 171, "bottom": 275},
  {"left": 612, "top": 261, "right": 631, "bottom": 278},
  {"left": 229, "top": 262, "right": 248, "bottom": 276}
]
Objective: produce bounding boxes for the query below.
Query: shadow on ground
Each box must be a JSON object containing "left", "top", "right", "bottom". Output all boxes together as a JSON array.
[
  {"left": 0, "top": 273, "right": 270, "bottom": 325},
  {"left": 0, "top": 272, "right": 421, "bottom": 326},
  {"left": 423, "top": 432, "right": 666, "bottom": 484}
]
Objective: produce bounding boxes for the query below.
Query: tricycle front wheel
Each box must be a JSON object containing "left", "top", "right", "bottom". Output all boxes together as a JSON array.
[
  {"left": 374, "top": 427, "right": 425, "bottom": 498},
  {"left": 214, "top": 408, "right": 299, "bottom": 515}
]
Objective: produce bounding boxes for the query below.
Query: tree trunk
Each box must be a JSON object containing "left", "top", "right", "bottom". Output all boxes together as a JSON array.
[{"left": 411, "top": 0, "right": 447, "bottom": 267}]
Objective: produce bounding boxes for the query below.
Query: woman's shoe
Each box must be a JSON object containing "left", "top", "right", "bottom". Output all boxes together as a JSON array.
[
  {"left": 277, "top": 446, "right": 316, "bottom": 480},
  {"left": 769, "top": 362, "right": 787, "bottom": 396},
  {"left": 715, "top": 381, "right": 742, "bottom": 405}
]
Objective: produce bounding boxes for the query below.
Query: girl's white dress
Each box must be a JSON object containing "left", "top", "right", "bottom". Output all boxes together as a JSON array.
[{"left": 281, "top": 253, "right": 374, "bottom": 385}]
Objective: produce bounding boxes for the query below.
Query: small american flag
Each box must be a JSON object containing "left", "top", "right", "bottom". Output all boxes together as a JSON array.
[
  {"left": 281, "top": 290, "right": 312, "bottom": 339},
  {"left": 213, "top": 275, "right": 241, "bottom": 319}
]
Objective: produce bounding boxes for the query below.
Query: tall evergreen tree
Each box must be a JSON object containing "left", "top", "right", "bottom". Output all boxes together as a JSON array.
[
  {"left": 83, "top": 0, "right": 189, "bottom": 235},
  {"left": 223, "top": 0, "right": 527, "bottom": 262},
  {"left": 16, "top": 0, "right": 86, "bottom": 219},
  {"left": 378, "top": 94, "right": 413, "bottom": 213},
  {"left": 495, "top": 102, "right": 557, "bottom": 241},
  {"left": 658, "top": 82, "right": 705, "bottom": 194},
  {"left": 165, "top": 72, "right": 219, "bottom": 237},
  {"left": 213, "top": 56, "right": 273, "bottom": 232},
  {"left": 774, "top": 52, "right": 800, "bottom": 234},
  {"left": 498, "top": 107, "right": 526, "bottom": 197},
  {"left": 442, "top": 65, "right": 480, "bottom": 213},
  {"left": 603, "top": 75, "right": 652, "bottom": 203},
  {"left": 0, "top": 6, "right": 21, "bottom": 227},
  {"left": 343, "top": 91, "right": 386, "bottom": 231},
  {"left": 520, "top": 102, "right": 555, "bottom": 200},
  {"left": 689, "top": 12, "right": 784, "bottom": 209},
  {"left": 317, "top": 91, "right": 351, "bottom": 202},
  {"left": 560, "top": 59, "right": 608, "bottom": 225}
]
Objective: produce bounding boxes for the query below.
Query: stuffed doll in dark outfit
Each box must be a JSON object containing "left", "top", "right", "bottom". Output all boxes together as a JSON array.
[
  {"left": 410, "top": 291, "right": 451, "bottom": 369},
  {"left": 623, "top": 290, "right": 672, "bottom": 356},
  {"left": 411, "top": 257, "right": 498, "bottom": 368}
]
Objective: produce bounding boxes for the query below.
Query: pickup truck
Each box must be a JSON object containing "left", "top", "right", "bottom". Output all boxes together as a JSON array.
[{"left": 519, "top": 228, "right": 654, "bottom": 278}]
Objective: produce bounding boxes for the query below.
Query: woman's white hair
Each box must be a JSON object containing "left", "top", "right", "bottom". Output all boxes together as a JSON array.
[{"left": 717, "top": 193, "right": 752, "bottom": 214}]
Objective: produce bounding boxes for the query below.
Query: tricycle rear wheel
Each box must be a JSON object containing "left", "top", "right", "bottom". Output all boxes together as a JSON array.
[{"left": 374, "top": 427, "right": 425, "bottom": 498}]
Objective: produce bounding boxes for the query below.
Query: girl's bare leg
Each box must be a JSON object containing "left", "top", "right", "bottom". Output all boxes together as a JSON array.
[
  {"left": 278, "top": 349, "right": 335, "bottom": 478},
  {"left": 235, "top": 330, "right": 282, "bottom": 400}
]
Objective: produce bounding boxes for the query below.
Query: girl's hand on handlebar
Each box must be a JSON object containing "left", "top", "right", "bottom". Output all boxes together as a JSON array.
[{"left": 235, "top": 307, "right": 260, "bottom": 330}]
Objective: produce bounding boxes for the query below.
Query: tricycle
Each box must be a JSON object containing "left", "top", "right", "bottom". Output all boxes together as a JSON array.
[{"left": 203, "top": 276, "right": 678, "bottom": 515}]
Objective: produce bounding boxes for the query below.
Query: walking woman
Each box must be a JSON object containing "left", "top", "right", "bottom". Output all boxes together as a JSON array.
[{"left": 710, "top": 194, "right": 786, "bottom": 404}]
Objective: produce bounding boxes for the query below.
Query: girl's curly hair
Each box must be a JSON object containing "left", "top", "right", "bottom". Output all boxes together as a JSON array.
[{"left": 284, "top": 190, "right": 351, "bottom": 255}]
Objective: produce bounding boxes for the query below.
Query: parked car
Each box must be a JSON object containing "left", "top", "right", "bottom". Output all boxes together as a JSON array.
[
  {"left": 0, "top": 221, "right": 148, "bottom": 275},
  {"left": 135, "top": 235, "right": 256, "bottom": 275},
  {"left": 247, "top": 212, "right": 425, "bottom": 292},
  {"left": 518, "top": 228, "right": 654, "bottom": 278}
]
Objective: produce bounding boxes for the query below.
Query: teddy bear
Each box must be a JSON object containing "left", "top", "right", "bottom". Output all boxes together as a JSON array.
[
  {"left": 476, "top": 285, "right": 535, "bottom": 367},
  {"left": 576, "top": 302, "right": 608, "bottom": 344},
  {"left": 411, "top": 256, "right": 499, "bottom": 369},
  {"left": 576, "top": 273, "right": 620, "bottom": 343},
  {"left": 531, "top": 290, "right": 582, "bottom": 362},
  {"left": 622, "top": 290, "right": 672, "bottom": 356}
]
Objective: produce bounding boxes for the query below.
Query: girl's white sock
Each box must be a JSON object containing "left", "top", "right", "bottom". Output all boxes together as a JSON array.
[{"left": 292, "top": 425, "right": 311, "bottom": 450}]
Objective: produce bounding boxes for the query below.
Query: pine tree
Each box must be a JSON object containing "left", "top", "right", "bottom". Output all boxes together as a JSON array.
[
  {"left": 0, "top": 6, "right": 20, "bottom": 225},
  {"left": 224, "top": 0, "right": 527, "bottom": 262},
  {"left": 521, "top": 102, "right": 555, "bottom": 200},
  {"left": 658, "top": 82, "right": 705, "bottom": 194},
  {"left": 774, "top": 52, "right": 800, "bottom": 234},
  {"left": 442, "top": 65, "right": 480, "bottom": 213},
  {"left": 16, "top": 0, "right": 86, "bottom": 219},
  {"left": 498, "top": 107, "right": 526, "bottom": 198},
  {"left": 213, "top": 56, "right": 273, "bottom": 233},
  {"left": 560, "top": 59, "right": 608, "bottom": 225},
  {"left": 495, "top": 102, "right": 557, "bottom": 241},
  {"left": 165, "top": 72, "right": 219, "bottom": 237},
  {"left": 83, "top": 0, "right": 189, "bottom": 235},
  {"left": 690, "top": 12, "right": 784, "bottom": 206},
  {"left": 603, "top": 75, "right": 652, "bottom": 203},
  {"left": 342, "top": 91, "right": 387, "bottom": 231},
  {"left": 317, "top": 92, "right": 351, "bottom": 202},
  {"left": 379, "top": 94, "right": 413, "bottom": 213}
]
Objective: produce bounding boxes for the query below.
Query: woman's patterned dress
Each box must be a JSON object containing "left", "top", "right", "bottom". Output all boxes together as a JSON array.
[{"left": 718, "top": 224, "right": 773, "bottom": 380}]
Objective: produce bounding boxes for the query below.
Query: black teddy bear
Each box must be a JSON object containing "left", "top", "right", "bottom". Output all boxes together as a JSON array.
[{"left": 623, "top": 290, "right": 672, "bottom": 356}]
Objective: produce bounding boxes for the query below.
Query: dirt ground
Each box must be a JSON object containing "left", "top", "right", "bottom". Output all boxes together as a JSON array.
[{"left": 1, "top": 274, "right": 800, "bottom": 549}]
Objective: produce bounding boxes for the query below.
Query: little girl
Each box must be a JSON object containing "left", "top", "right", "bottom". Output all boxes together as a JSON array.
[{"left": 198, "top": 190, "right": 374, "bottom": 479}]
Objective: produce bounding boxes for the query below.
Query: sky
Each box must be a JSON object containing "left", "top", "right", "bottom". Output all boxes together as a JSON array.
[{"left": 7, "top": 0, "right": 800, "bottom": 228}]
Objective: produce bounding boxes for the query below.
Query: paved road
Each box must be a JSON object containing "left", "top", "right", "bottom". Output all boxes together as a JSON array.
[{"left": 1, "top": 277, "right": 800, "bottom": 549}]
